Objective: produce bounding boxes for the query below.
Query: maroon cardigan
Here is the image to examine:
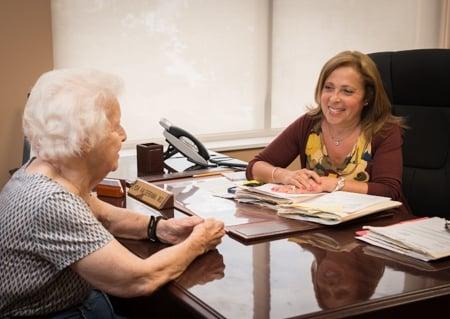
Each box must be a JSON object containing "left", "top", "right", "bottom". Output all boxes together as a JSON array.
[{"left": 247, "top": 114, "right": 410, "bottom": 213}]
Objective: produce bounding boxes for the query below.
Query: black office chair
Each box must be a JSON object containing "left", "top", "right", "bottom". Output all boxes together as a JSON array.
[
  {"left": 369, "top": 49, "right": 450, "bottom": 218},
  {"left": 9, "top": 138, "right": 31, "bottom": 176},
  {"left": 21, "top": 138, "right": 31, "bottom": 165}
]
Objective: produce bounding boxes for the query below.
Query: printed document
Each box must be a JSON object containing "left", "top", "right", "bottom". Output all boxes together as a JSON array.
[{"left": 277, "top": 191, "right": 401, "bottom": 225}]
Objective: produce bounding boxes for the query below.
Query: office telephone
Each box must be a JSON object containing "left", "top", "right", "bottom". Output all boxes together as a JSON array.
[
  {"left": 159, "top": 118, "right": 248, "bottom": 169},
  {"left": 159, "top": 118, "right": 210, "bottom": 167}
]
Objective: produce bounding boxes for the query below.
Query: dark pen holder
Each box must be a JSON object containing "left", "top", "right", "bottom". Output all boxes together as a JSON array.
[{"left": 136, "top": 143, "right": 164, "bottom": 177}]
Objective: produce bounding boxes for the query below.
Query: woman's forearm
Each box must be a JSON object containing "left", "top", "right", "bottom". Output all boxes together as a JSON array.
[
  {"left": 134, "top": 236, "right": 205, "bottom": 295},
  {"left": 252, "top": 161, "right": 276, "bottom": 183},
  {"left": 341, "top": 179, "right": 369, "bottom": 194},
  {"left": 73, "top": 237, "right": 205, "bottom": 298},
  {"left": 89, "top": 195, "right": 149, "bottom": 239}
]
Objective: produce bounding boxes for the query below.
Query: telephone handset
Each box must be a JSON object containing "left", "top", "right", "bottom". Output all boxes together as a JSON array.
[{"left": 159, "top": 118, "right": 210, "bottom": 167}]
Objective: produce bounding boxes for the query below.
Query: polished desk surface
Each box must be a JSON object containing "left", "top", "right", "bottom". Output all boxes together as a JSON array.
[{"left": 108, "top": 155, "right": 450, "bottom": 318}]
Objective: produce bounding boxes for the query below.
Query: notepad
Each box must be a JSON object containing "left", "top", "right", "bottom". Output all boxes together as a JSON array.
[{"left": 221, "top": 171, "right": 247, "bottom": 181}]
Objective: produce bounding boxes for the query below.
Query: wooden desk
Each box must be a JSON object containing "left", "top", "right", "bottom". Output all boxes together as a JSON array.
[{"left": 107, "top": 156, "right": 450, "bottom": 318}]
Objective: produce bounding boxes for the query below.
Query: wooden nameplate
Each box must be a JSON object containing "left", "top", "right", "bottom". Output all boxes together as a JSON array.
[{"left": 128, "top": 179, "right": 174, "bottom": 210}]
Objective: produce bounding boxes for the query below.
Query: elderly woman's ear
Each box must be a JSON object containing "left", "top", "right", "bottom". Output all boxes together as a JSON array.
[{"left": 79, "top": 139, "right": 94, "bottom": 156}]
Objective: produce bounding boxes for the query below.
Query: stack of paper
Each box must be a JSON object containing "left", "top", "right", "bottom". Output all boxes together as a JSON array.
[
  {"left": 277, "top": 191, "right": 401, "bottom": 225},
  {"left": 235, "top": 183, "right": 320, "bottom": 209},
  {"left": 356, "top": 217, "right": 450, "bottom": 261}
]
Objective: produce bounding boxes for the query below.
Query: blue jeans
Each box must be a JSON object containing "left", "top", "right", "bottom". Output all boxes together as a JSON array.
[{"left": 48, "top": 290, "right": 122, "bottom": 319}]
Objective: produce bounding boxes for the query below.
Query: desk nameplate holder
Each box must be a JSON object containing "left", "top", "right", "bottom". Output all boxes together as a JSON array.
[{"left": 128, "top": 179, "right": 174, "bottom": 210}]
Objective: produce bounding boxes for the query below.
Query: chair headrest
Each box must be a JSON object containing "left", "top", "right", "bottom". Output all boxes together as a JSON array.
[{"left": 369, "top": 49, "right": 450, "bottom": 107}]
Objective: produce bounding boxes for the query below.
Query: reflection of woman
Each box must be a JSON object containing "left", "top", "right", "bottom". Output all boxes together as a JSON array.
[
  {"left": 310, "top": 247, "right": 384, "bottom": 309},
  {"left": 247, "top": 51, "right": 409, "bottom": 213},
  {"left": 291, "top": 233, "right": 384, "bottom": 309}
]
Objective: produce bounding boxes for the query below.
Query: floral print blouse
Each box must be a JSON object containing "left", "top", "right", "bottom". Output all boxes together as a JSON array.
[{"left": 305, "top": 126, "right": 371, "bottom": 182}]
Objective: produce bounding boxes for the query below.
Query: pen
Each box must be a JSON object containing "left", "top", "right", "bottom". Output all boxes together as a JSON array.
[{"left": 192, "top": 171, "right": 223, "bottom": 178}]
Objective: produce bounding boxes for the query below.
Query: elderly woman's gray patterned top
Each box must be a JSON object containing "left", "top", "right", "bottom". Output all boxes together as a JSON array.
[{"left": 0, "top": 164, "right": 113, "bottom": 317}]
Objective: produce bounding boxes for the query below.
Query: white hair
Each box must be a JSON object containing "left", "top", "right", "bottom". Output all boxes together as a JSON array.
[{"left": 23, "top": 69, "right": 123, "bottom": 161}]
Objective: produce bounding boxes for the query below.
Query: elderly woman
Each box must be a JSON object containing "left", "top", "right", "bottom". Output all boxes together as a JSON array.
[
  {"left": 0, "top": 69, "right": 225, "bottom": 317},
  {"left": 247, "top": 50, "right": 410, "bottom": 213}
]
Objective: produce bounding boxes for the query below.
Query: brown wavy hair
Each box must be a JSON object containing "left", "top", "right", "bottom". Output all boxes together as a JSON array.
[{"left": 308, "top": 50, "right": 404, "bottom": 139}]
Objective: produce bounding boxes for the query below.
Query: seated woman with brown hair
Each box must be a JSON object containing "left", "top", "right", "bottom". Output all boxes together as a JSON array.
[{"left": 246, "top": 50, "right": 410, "bottom": 213}]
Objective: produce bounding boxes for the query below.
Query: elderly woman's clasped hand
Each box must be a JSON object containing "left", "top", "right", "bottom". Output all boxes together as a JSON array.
[
  {"left": 188, "top": 218, "right": 226, "bottom": 253},
  {"left": 157, "top": 216, "right": 225, "bottom": 251}
]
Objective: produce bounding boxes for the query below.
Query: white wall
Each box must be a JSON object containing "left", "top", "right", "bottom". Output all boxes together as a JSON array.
[
  {"left": 271, "top": 0, "right": 443, "bottom": 127},
  {"left": 51, "top": 0, "right": 444, "bottom": 146},
  {"left": 52, "top": 0, "right": 269, "bottom": 144}
]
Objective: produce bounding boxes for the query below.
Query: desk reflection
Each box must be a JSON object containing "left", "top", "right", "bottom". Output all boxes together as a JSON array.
[
  {"left": 161, "top": 178, "right": 270, "bottom": 226},
  {"left": 311, "top": 246, "right": 383, "bottom": 309},
  {"left": 290, "top": 230, "right": 384, "bottom": 310},
  {"left": 165, "top": 183, "right": 199, "bottom": 203},
  {"left": 176, "top": 249, "right": 225, "bottom": 288},
  {"left": 107, "top": 156, "right": 450, "bottom": 318}
]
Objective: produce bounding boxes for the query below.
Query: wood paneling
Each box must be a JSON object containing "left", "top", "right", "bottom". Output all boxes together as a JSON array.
[{"left": 0, "top": 0, "right": 53, "bottom": 187}]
